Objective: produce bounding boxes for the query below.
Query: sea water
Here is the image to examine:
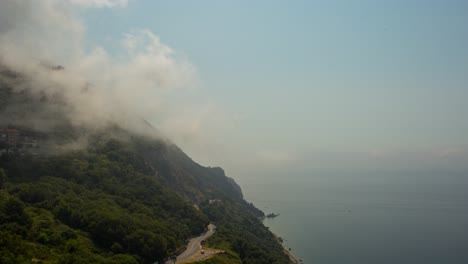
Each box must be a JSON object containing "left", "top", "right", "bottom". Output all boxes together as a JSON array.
[{"left": 238, "top": 170, "right": 468, "bottom": 264}]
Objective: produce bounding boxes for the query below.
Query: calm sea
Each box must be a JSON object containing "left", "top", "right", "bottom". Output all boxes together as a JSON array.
[{"left": 238, "top": 170, "right": 468, "bottom": 264}]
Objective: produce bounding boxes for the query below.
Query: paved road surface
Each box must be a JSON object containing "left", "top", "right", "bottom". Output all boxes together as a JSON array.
[{"left": 165, "top": 224, "right": 216, "bottom": 264}]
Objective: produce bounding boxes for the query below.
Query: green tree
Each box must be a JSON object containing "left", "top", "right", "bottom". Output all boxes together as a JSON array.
[{"left": 0, "top": 168, "right": 5, "bottom": 190}]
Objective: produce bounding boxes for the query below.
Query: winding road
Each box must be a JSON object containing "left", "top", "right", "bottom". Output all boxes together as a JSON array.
[{"left": 165, "top": 224, "right": 216, "bottom": 264}]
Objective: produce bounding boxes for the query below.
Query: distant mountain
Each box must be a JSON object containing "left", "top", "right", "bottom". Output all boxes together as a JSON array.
[
  {"left": 0, "top": 64, "right": 292, "bottom": 263},
  {"left": 136, "top": 138, "right": 244, "bottom": 203}
]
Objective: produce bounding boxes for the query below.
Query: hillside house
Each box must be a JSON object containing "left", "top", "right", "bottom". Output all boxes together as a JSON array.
[
  {"left": 0, "top": 129, "right": 18, "bottom": 146},
  {"left": 0, "top": 128, "right": 41, "bottom": 154}
]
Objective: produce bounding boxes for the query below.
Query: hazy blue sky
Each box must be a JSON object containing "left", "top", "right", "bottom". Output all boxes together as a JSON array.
[{"left": 81, "top": 0, "right": 468, "bottom": 176}]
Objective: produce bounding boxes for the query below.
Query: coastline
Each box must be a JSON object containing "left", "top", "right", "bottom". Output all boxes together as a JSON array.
[
  {"left": 284, "top": 247, "right": 301, "bottom": 264},
  {"left": 259, "top": 210, "right": 302, "bottom": 263},
  {"left": 273, "top": 233, "right": 301, "bottom": 264}
]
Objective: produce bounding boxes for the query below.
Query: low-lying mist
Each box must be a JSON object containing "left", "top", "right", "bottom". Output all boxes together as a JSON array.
[{"left": 0, "top": 0, "right": 197, "bottom": 144}]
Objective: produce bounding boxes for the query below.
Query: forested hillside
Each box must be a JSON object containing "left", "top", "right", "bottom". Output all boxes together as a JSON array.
[
  {"left": 0, "top": 136, "right": 292, "bottom": 264},
  {"left": 0, "top": 65, "right": 292, "bottom": 263},
  {"left": 0, "top": 139, "right": 209, "bottom": 263}
]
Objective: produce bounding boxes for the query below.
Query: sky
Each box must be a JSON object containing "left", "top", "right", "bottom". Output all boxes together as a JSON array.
[
  {"left": 80, "top": 0, "right": 468, "bottom": 175},
  {"left": 9, "top": 0, "right": 468, "bottom": 177}
]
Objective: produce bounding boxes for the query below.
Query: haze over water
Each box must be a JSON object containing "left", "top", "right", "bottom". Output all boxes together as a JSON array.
[
  {"left": 239, "top": 170, "right": 468, "bottom": 264},
  {"left": 3, "top": 1, "right": 467, "bottom": 263}
]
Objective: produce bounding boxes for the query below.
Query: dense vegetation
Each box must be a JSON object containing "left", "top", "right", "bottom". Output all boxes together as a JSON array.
[
  {"left": 0, "top": 136, "right": 293, "bottom": 264},
  {"left": 0, "top": 140, "right": 208, "bottom": 263},
  {"left": 199, "top": 200, "right": 291, "bottom": 264},
  {"left": 1, "top": 66, "right": 293, "bottom": 263}
]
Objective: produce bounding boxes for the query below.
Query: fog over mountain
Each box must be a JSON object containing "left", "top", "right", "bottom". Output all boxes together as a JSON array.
[
  {"left": 0, "top": 0, "right": 197, "bottom": 143},
  {"left": 3, "top": 0, "right": 466, "bottom": 176}
]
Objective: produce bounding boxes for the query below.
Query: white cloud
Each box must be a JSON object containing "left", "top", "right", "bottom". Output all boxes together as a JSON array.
[
  {"left": 256, "top": 150, "right": 296, "bottom": 164},
  {"left": 68, "top": 0, "right": 128, "bottom": 8},
  {"left": 0, "top": 0, "right": 197, "bottom": 140},
  {"left": 435, "top": 147, "right": 466, "bottom": 158}
]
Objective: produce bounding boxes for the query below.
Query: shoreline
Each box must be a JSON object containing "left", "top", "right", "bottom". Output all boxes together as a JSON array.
[
  {"left": 273, "top": 234, "right": 301, "bottom": 264},
  {"left": 284, "top": 247, "right": 301, "bottom": 264},
  {"left": 261, "top": 212, "right": 302, "bottom": 263}
]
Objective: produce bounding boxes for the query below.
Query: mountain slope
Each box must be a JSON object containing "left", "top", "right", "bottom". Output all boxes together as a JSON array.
[{"left": 0, "top": 65, "right": 293, "bottom": 263}]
